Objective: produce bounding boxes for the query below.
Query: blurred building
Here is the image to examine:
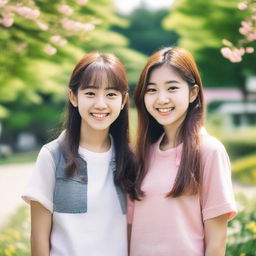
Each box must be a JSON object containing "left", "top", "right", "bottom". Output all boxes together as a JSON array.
[{"left": 205, "top": 77, "right": 256, "bottom": 129}]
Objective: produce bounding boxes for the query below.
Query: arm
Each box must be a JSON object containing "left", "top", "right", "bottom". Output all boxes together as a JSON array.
[
  {"left": 204, "top": 213, "right": 228, "bottom": 256},
  {"left": 127, "top": 224, "right": 132, "bottom": 254},
  {"left": 31, "top": 201, "right": 52, "bottom": 256}
]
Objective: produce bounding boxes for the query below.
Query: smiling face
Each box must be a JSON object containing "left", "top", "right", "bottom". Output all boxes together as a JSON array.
[
  {"left": 144, "top": 65, "right": 198, "bottom": 134},
  {"left": 69, "top": 73, "right": 126, "bottom": 134}
]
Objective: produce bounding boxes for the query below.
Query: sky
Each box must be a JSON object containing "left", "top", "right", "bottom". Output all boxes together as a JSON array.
[{"left": 113, "top": 0, "right": 173, "bottom": 14}]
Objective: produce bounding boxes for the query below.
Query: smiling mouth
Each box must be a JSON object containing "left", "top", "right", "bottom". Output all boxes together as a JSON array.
[
  {"left": 90, "top": 113, "right": 109, "bottom": 120},
  {"left": 156, "top": 107, "right": 175, "bottom": 114}
]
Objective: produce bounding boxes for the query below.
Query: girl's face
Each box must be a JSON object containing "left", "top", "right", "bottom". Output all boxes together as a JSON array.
[
  {"left": 144, "top": 65, "right": 198, "bottom": 133},
  {"left": 69, "top": 76, "right": 126, "bottom": 133}
]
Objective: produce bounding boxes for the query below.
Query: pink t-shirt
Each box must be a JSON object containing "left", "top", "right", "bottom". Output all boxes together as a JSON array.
[{"left": 128, "top": 133, "right": 237, "bottom": 256}]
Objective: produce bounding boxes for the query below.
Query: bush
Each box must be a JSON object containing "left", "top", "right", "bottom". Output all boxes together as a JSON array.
[
  {"left": 205, "top": 124, "right": 256, "bottom": 161},
  {"left": 226, "top": 194, "right": 256, "bottom": 256},
  {"left": 232, "top": 153, "right": 256, "bottom": 185}
]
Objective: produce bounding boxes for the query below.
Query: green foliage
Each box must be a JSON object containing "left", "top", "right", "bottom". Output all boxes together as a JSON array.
[
  {"left": 0, "top": 151, "right": 38, "bottom": 164},
  {"left": 0, "top": 0, "right": 130, "bottom": 117},
  {"left": 114, "top": 7, "right": 178, "bottom": 56},
  {"left": 113, "top": 48, "right": 147, "bottom": 90},
  {"left": 221, "top": 134, "right": 256, "bottom": 161},
  {"left": 206, "top": 117, "right": 256, "bottom": 160},
  {"left": 163, "top": 0, "right": 256, "bottom": 89},
  {"left": 226, "top": 194, "right": 256, "bottom": 256},
  {"left": 0, "top": 0, "right": 148, "bottom": 145},
  {"left": 232, "top": 153, "right": 256, "bottom": 185}
]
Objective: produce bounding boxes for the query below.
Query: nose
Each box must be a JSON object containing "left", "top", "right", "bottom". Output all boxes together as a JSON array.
[
  {"left": 94, "top": 95, "right": 107, "bottom": 109},
  {"left": 157, "top": 91, "right": 170, "bottom": 105}
]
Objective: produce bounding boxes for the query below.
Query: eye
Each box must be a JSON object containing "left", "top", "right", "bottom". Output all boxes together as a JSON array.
[
  {"left": 168, "top": 86, "right": 178, "bottom": 91},
  {"left": 145, "top": 87, "right": 156, "bottom": 93},
  {"left": 107, "top": 92, "right": 118, "bottom": 97},
  {"left": 85, "top": 91, "right": 95, "bottom": 96}
]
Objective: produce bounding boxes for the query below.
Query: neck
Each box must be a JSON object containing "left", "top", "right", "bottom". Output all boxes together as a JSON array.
[
  {"left": 161, "top": 126, "right": 181, "bottom": 150},
  {"left": 79, "top": 124, "right": 110, "bottom": 153}
]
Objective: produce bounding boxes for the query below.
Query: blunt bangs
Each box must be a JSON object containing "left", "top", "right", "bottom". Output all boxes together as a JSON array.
[{"left": 79, "top": 61, "right": 127, "bottom": 94}]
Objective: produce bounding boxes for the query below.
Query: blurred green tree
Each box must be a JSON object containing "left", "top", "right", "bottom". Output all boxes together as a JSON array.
[
  {"left": 0, "top": 0, "right": 146, "bottom": 146},
  {"left": 114, "top": 6, "right": 178, "bottom": 56},
  {"left": 163, "top": 0, "right": 256, "bottom": 99}
]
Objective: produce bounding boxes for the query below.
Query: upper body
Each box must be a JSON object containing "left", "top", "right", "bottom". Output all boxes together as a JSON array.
[
  {"left": 23, "top": 135, "right": 127, "bottom": 256},
  {"left": 128, "top": 131, "right": 237, "bottom": 256},
  {"left": 132, "top": 47, "right": 237, "bottom": 256},
  {"left": 21, "top": 52, "right": 135, "bottom": 256}
]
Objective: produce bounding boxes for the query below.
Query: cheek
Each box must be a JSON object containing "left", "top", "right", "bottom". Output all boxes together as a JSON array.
[
  {"left": 144, "top": 95, "right": 153, "bottom": 112},
  {"left": 112, "top": 98, "right": 123, "bottom": 111}
]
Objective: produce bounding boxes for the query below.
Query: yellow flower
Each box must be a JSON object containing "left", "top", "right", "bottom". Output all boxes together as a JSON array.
[
  {"left": 4, "top": 244, "right": 16, "bottom": 256},
  {"left": 5, "top": 228, "right": 21, "bottom": 239},
  {"left": 247, "top": 221, "right": 256, "bottom": 233},
  {"left": 240, "top": 253, "right": 246, "bottom": 256}
]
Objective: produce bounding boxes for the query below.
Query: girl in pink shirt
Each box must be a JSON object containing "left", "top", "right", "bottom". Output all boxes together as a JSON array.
[{"left": 129, "top": 47, "right": 237, "bottom": 256}]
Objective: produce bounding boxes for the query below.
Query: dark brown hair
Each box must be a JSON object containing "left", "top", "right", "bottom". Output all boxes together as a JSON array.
[
  {"left": 62, "top": 52, "right": 136, "bottom": 196},
  {"left": 134, "top": 47, "right": 205, "bottom": 198}
]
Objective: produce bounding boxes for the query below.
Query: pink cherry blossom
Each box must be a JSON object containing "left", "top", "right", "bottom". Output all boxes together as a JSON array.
[
  {"left": 239, "top": 27, "right": 248, "bottom": 35},
  {"left": 245, "top": 47, "right": 254, "bottom": 53},
  {"left": 44, "top": 44, "right": 57, "bottom": 55},
  {"left": 14, "top": 6, "right": 40, "bottom": 19},
  {"left": 1, "top": 13, "right": 14, "bottom": 27},
  {"left": 36, "top": 20, "right": 48, "bottom": 31},
  {"left": 61, "top": 18, "right": 95, "bottom": 32},
  {"left": 241, "top": 21, "right": 252, "bottom": 29},
  {"left": 221, "top": 47, "right": 243, "bottom": 63},
  {"left": 58, "top": 5, "right": 73, "bottom": 16},
  {"left": 247, "top": 31, "right": 256, "bottom": 41},
  {"left": 50, "top": 35, "right": 67, "bottom": 46},
  {"left": 237, "top": 2, "right": 247, "bottom": 10},
  {"left": 76, "top": 0, "right": 88, "bottom": 5},
  {"left": 221, "top": 47, "right": 232, "bottom": 58},
  {"left": 0, "top": 0, "right": 9, "bottom": 8}
]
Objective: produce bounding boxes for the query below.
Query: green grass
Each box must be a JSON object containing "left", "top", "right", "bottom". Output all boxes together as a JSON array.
[{"left": 0, "top": 151, "right": 38, "bottom": 165}]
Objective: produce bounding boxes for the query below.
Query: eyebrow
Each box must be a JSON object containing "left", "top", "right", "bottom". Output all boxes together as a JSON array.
[{"left": 147, "top": 80, "right": 180, "bottom": 86}]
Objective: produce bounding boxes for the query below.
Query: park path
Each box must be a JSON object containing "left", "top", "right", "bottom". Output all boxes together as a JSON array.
[
  {"left": 0, "top": 163, "right": 256, "bottom": 228},
  {"left": 0, "top": 163, "right": 33, "bottom": 228}
]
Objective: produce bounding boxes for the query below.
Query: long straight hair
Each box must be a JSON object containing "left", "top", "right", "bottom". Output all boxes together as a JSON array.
[
  {"left": 134, "top": 47, "right": 205, "bottom": 198},
  {"left": 61, "top": 52, "right": 136, "bottom": 196}
]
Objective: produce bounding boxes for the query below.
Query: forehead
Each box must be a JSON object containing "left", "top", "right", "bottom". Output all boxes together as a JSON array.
[{"left": 148, "top": 65, "right": 184, "bottom": 83}]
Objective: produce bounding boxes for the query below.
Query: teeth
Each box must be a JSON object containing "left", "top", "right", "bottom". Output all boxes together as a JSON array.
[
  {"left": 91, "top": 113, "right": 108, "bottom": 118},
  {"left": 157, "top": 108, "right": 174, "bottom": 113}
]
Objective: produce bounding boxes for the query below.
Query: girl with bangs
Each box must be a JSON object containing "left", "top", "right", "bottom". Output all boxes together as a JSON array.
[
  {"left": 128, "top": 47, "right": 237, "bottom": 256},
  {"left": 22, "top": 52, "right": 135, "bottom": 256}
]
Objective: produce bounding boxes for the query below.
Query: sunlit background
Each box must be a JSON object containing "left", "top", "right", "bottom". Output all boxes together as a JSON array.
[{"left": 0, "top": 0, "right": 256, "bottom": 255}]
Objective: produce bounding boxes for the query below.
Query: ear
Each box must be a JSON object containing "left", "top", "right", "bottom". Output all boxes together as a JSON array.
[
  {"left": 69, "top": 89, "right": 78, "bottom": 107},
  {"left": 121, "top": 92, "right": 128, "bottom": 109},
  {"left": 189, "top": 85, "right": 199, "bottom": 103}
]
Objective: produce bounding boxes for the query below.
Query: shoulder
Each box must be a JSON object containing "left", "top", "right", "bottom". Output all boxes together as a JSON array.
[
  {"left": 200, "top": 133, "right": 225, "bottom": 152},
  {"left": 199, "top": 132, "right": 230, "bottom": 168},
  {"left": 42, "top": 131, "right": 65, "bottom": 161},
  {"left": 200, "top": 132, "right": 226, "bottom": 156}
]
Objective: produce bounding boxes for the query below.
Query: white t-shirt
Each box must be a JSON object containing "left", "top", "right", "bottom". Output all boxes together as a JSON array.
[{"left": 22, "top": 140, "right": 127, "bottom": 256}]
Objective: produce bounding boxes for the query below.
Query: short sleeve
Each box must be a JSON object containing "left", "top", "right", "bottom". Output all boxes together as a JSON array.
[
  {"left": 127, "top": 196, "right": 135, "bottom": 224},
  {"left": 200, "top": 142, "right": 237, "bottom": 222},
  {"left": 21, "top": 146, "right": 56, "bottom": 212}
]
